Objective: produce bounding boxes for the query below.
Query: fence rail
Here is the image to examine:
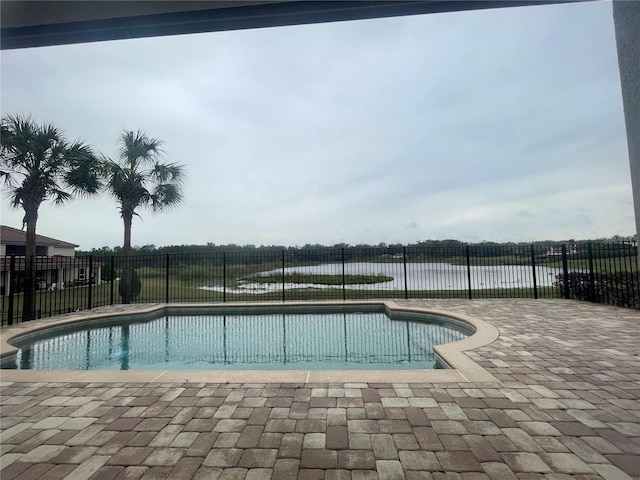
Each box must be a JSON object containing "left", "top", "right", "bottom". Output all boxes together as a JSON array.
[{"left": 2, "top": 242, "right": 638, "bottom": 325}]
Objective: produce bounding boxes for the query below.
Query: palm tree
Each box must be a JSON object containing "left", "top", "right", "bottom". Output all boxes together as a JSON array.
[
  {"left": 103, "top": 130, "right": 185, "bottom": 303},
  {"left": 0, "top": 114, "right": 101, "bottom": 321}
]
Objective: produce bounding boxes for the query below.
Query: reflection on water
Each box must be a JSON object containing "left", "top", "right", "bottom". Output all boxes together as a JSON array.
[
  {"left": 200, "top": 262, "right": 562, "bottom": 293},
  {"left": 16, "top": 312, "right": 467, "bottom": 371}
]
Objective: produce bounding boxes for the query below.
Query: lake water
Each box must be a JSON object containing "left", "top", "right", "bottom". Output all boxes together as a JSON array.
[{"left": 201, "top": 262, "right": 562, "bottom": 293}]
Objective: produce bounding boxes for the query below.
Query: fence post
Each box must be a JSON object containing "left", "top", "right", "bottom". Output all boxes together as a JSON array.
[
  {"left": 282, "top": 250, "right": 286, "bottom": 302},
  {"left": 587, "top": 243, "right": 595, "bottom": 303},
  {"left": 633, "top": 243, "right": 639, "bottom": 309},
  {"left": 530, "top": 244, "right": 538, "bottom": 299},
  {"left": 561, "top": 244, "right": 570, "bottom": 299},
  {"left": 165, "top": 254, "right": 170, "bottom": 303},
  {"left": 7, "top": 255, "right": 16, "bottom": 325},
  {"left": 25, "top": 255, "right": 35, "bottom": 321},
  {"left": 110, "top": 256, "right": 115, "bottom": 305},
  {"left": 223, "top": 251, "right": 227, "bottom": 303},
  {"left": 340, "top": 247, "right": 347, "bottom": 300},
  {"left": 87, "top": 255, "right": 93, "bottom": 310},
  {"left": 466, "top": 245, "right": 472, "bottom": 299},
  {"left": 403, "top": 246, "right": 408, "bottom": 299}
]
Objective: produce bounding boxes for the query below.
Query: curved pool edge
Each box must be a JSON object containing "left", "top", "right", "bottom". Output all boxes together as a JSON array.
[
  {"left": 0, "top": 301, "right": 500, "bottom": 384},
  {"left": 384, "top": 301, "right": 500, "bottom": 383}
]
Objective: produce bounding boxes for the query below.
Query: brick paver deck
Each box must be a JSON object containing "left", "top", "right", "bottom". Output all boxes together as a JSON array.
[{"left": 1, "top": 299, "right": 638, "bottom": 479}]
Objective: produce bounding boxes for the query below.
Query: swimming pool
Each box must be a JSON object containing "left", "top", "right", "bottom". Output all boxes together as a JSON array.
[{"left": 5, "top": 304, "right": 473, "bottom": 371}]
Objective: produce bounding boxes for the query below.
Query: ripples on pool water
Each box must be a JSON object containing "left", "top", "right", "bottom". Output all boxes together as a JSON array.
[{"left": 13, "top": 311, "right": 469, "bottom": 371}]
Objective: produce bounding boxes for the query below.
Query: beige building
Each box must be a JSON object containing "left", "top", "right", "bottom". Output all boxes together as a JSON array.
[{"left": 0, "top": 225, "right": 101, "bottom": 295}]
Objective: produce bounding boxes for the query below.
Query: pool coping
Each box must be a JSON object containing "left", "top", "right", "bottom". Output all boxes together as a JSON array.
[{"left": 0, "top": 301, "right": 500, "bottom": 384}]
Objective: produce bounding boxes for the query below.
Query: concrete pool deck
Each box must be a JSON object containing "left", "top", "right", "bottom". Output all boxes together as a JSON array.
[{"left": 1, "top": 299, "right": 639, "bottom": 479}]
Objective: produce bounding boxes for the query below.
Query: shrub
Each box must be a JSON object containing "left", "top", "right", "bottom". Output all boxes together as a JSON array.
[
  {"left": 555, "top": 271, "right": 639, "bottom": 308},
  {"left": 119, "top": 268, "right": 142, "bottom": 301},
  {"left": 101, "top": 263, "right": 115, "bottom": 282}
]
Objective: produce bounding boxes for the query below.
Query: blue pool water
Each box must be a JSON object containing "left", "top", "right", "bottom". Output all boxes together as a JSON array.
[{"left": 10, "top": 308, "right": 470, "bottom": 370}]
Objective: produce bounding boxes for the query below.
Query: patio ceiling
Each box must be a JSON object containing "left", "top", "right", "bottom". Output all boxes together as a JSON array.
[{"left": 1, "top": 0, "right": 588, "bottom": 50}]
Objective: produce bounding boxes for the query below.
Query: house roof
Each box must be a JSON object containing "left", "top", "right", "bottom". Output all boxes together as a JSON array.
[{"left": 0, "top": 225, "right": 79, "bottom": 248}]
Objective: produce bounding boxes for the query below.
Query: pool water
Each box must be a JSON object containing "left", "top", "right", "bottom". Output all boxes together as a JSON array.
[{"left": 12, "top": 310, "right": 469, "bottom": 370}]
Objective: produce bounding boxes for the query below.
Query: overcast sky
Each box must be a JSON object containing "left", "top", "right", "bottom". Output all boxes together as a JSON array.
[{"left": 1, "top": 1, "right": 635, "bottom": 250}]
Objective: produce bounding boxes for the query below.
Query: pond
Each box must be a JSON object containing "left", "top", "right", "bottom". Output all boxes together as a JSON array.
[{"left": 201, "top": 262, "right": 561, "bottom": 293}]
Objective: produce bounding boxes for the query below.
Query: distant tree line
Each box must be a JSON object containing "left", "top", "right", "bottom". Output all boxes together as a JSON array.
[{"left": 77, "top": 238, "right": 633, "bottom": 257}]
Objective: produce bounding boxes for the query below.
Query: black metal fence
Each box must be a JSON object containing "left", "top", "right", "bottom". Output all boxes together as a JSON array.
[{"left": 2, "top": 242, "right": 638, "bottom": 325}]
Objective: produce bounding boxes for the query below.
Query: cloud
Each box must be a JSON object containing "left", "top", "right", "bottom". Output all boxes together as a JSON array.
[{"left": 1, "top": 0, "right": 634, "bottom": 249}]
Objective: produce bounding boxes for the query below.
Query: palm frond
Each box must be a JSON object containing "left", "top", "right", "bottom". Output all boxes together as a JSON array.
[
  {"left": 152, "top": 162, "right": 185, "bottom": 184},
  {"left": 0, "top": 170, "right": 16, "bottom": 187},
  {"left": 1, "top": 113, "right": 104, "bottom": 210},
  {"left": 105, "top": 128, "right": 185, "bottom": 219},
  {"left": 150, "top": 182, "right": 184, "bottom": 211},
  {"left": 64, "top": 142, "right": 102, "bottom": 196},
  {"left": 118, "top": 129, "right": 164, "bottom": 169},
  {"left": 50, "top": 188, "right": 73, "bottom": 205}
]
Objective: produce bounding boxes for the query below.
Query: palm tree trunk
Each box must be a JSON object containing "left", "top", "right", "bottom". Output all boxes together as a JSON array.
[
  {"left": 121, "top": 212, "right": 133, "bottom": 304},
  {"left": 22, "top": 206, "right": 38, "bottom": 322}
]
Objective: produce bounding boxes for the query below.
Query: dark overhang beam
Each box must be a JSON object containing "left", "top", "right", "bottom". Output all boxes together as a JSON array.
[{"left": 1, "top": 0, "right": 588, "bottom": 50}]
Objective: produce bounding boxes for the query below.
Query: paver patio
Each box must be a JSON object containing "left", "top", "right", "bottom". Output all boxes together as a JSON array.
[{"left": 1, "top": 299, "right": 638, "bottom": 479}]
